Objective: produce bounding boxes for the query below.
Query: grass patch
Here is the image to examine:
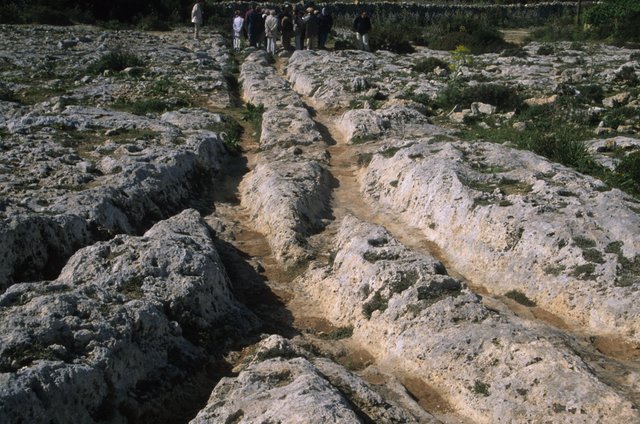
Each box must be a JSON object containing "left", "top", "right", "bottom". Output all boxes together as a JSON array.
[
  {"left": 207, "top": 116, "right": 243, "bottom": 155},
  {"left": 87, "top": 48, "right": 145, "bottom": 74},
  {"left": 573, "top": 236, "right": 596, "bottom": 249},
  {"left": 471, "top": 380, "right": 490, "bottom": 397},
  {"left": 320, "top": 326, "right": 353, "bottom": 340},
  {"left": 435, "top": 82, "right": 523, "bottom": 113},
  {"left": 241, "top": 103, "right": 265, "bottom": 134},
  {"left": 413, "top": 57, "right": 450, "bottom": 74},
  {"left": 572, "top": 263, "right": 597, "bottom": 280},
  {"left": 112, "top": 97, "right": 188, "bottom": 115},
  {"left": 504, "top": 290, "right": 536, "bottom": 307}
]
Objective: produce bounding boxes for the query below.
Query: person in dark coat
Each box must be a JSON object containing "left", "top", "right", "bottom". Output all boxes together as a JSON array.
[
  {"left": 353, "top": 10, "right": 372, "bottom": 51},
  {"left": 293, "top": 9, "right": 305, "bottom": 50},
  {"left": 318, "top": 7, "right": 333, "bottom": 49},
  {"left": 280, "top": 8, "right": 294, "bottom": 51},
  {"left": 245, "top": 7, "right": 264, "bottom": 47},
  {"left": 302, "top": 7, "right": 318, "bottom": 50}
]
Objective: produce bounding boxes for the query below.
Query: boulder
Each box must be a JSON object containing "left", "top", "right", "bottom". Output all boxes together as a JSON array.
[{"left": 0, "top": 210, "right": 258, "bottom": 424}]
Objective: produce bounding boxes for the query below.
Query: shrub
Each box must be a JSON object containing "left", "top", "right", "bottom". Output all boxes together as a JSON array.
[
  {"left": 208, "top": 117, "right": 244, "bottom": 155},
  {"left": 0, "top": 4, "right": 24, "bottom": 24},
  {"left": 528, "top": 13, "right": 584, "bottom": 42},
  {"left": 241, "top": 103, "right": 265, "bottom": 133},
  {"left": 613, "top": 151, "right": 640, "bottom": 192},
  {"left": 137, "top": 14, "right": 172, "bottom": 31},
  {"left": 434, "top": 83, "right": 523, "bottom": 113},
  {"left": 536, "top": 44, "right": 555, "bottom": 55},
  {"left": 321, "top": 326, "right": 353, "bottom": 340},
  {"left": 87, "top": 49, "right": 145, "bottom": 74},
  {"left": 601, "top": 106, "right": 639, "bottom": 128},
  {"left": 0, "top": 85, "right": 17, "bottom": 102},
  {"left": 29, "top": 5, "right": 73, "bottom": 25},
  {"left": 504, "top": 290, "right": 537, "bottom": 307},
  {"left": 577, "top": 84, "right": 604, "bottom": 104},
  {"left": 113, "top": 97, "right": 188, "bottom": 115},
  {"left": 371, "top": 24, "right": 415, "bottom": 54},
  {"left": 413, "top": 57, "right": 449, "bottom": 74},
  {"left": 584, "top": 0, "right": 640, "bottom": 43},
  {"left": 428, "top": 21, "right": 514, "bottom": 54}
]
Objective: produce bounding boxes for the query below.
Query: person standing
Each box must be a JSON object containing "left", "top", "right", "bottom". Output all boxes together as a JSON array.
[
  {"left": 302, "top": 7, "right": 318, "bottom": 50},
  {"left": 280, "top": 8, "right": 294, "bottom": 51},
  {"left": 246, "top": 5, "right": 262, "bottom": 47},
  {"left": 318, "top": 7, "right": 333, "bottom": 50},
  {"left": 353, "top": 10, "right": 372, "bottom": 51},
  {"left": 232, "top": 10, "right": 244, "bottom": 50},
  {"left": 293, "top": 9, "right": 305, "bottom": 50},
  {"left": 191, "top": 0, "right": 204, "bottom": 40},
  {"left": 265, "top": 10, "right": 279, "bottom": 54}
]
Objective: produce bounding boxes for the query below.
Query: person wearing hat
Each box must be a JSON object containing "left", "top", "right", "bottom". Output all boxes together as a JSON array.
[
  {"left": 191, "top": 0, "right": 205, "bottom": 40},
  {"left": 302, "top": 7, "right": 319, "bottom": 50}
]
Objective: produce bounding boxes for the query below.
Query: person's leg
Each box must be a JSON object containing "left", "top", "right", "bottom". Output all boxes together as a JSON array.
[
  {"left": 318, "top": 32, "right": 327, "bottom": 49},
  {"left": 356, "top": 32, "right": 363, "bottom": 50},
  {"left": 362, "top": 33, "right": 370, "bottom": 51},
  {"left": 194, "top": 23, "right": 200, "bottom": 40}
]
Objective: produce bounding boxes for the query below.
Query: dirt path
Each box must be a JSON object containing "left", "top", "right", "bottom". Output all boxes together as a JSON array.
[{"left": 206, "top": 53, "right": 639, "bottom": 422}]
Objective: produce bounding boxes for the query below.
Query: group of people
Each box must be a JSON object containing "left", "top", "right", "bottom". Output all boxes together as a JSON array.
[
  {"left": 192, "top": 1, "right": 372, "bottom": 52},
  {"left": 232, "top": 4, "right": 334, "bottom": 53}
]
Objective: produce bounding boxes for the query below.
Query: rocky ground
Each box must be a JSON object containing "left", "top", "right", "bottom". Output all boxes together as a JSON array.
[{"left": 0, "top": 24, "right": 639, "bottom": 423}]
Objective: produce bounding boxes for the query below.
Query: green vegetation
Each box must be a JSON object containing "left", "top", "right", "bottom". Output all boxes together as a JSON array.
[
  {"left": 504, "top": 290, "right": 537, "bottom": 307},
  {"left": 320, "top": 326, "right": 354, "bottom": 340},
  {"left": 584, "top": 0, "right": 640, "bottom": 43},
  {"left": 413, "top": 57, "right": 450, "bottom": 74},
  {"left": 87, "top": 49, "right": 145, "bottom": 75},
  {"left": 112, "top": 97, "right": 189, "bottom": 115},
  {"left": 435, "top": 83, "right": 523, "bottom": 113},
  {"left": 241, "top": 103, "right": 265, "bottom": 134},
  {"left": 471, "top": 380, "right": 490, "bottom": 396},
  {"left": 207, "top": 117, "right": 243, "bottom": 155},
  {"left": 427, "top": 18, "right": 515, "bottom": 54},
  {"left": 362, "top": 291, "right": 388, "bottom": 319}
]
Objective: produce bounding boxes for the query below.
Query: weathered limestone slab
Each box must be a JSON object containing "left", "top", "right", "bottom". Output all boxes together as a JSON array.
[
  {"left": 360, "top": 139, "right": 640, "bottom": 343},
  {"left": 298, "top": 215, "right": 639, "bottom": 423},
  {"left": 190, "top": 335, "right": 426, "bottom": 424},
  {"left": 338, "top": 104, "right": 448, "bottom": 143},
  {"left": 0, "top": 209, "right": 258, "bottom": 424},
  {"left": 0, "top": 25, "right": 235, "bottom": 289},
  {"left": 239, "top": 50, "right": 304, "bottom": 109},
  {"left": 0, "top": 128, "right": 227, "bottom": 290},
  {"left": 238, "top": 50, "right": 331, "bottom": 267}
]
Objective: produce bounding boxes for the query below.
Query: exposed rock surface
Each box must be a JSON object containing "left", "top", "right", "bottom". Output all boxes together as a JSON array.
[
  {"left": 0, "top": 25, "right": 233, "bottom": 289},
  {"left": 297, "top": 215, "right": 639, "bottom": 423},
  {"left": 360, "top": 139, "right": 640, "bottom": 343},
  {"left": 191, "top": 335, "right": 426, "bottom": 424},
  {"left": 239, "top": 50, "right": 331, "bottom": 266},
  {"left": 2, "top": 23, "right": 640, "bottom": 424},
  {"left": 0, "top": 209, "right": 258, "bottom": 424}
]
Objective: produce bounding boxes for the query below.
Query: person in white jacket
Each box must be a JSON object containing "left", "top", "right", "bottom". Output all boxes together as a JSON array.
[
  {"left": 264, "top": 10, "right": 279, "bottom": 54},
  {"left": 191, "top": 0, "right": 204, "bottom": 40},
  {"left": 232, "top": 10, "right": 244, "bottom": 50}
]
